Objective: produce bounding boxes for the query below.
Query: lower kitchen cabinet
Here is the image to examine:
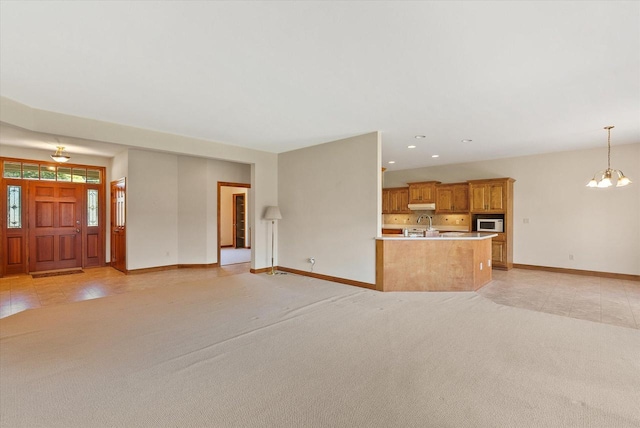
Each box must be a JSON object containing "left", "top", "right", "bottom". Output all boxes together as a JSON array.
[
  {"left": 491, "top": 240, "right": 507, "bottom": 267},
  {"left": 490, "top": 232, "right": 510, "bottom": 269}
]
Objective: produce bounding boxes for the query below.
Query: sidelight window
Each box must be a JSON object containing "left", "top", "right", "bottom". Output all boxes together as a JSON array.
[
  {"left": 7, "top": 185, "right": 21, "bottom": 229},
  {"left": 87, "top": 189, "right": 99, "bottom": 227}
]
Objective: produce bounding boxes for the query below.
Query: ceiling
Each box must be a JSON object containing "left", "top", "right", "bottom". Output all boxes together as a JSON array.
[{"left": 1, "top": 1, "right": 638, "bottom": 170}]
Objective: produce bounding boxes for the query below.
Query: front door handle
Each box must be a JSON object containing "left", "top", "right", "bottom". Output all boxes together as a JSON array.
[{"left": 76, "top": 229, "right": 81, "bottom": 233}]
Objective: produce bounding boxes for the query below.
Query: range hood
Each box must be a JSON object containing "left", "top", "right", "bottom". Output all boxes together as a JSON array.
[{"left": 407, "top": 203, "right": 436, "bottom": 211}]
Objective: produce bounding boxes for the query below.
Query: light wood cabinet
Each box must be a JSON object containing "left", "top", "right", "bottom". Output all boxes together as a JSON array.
[
  {"left": 491, "top": 240, "right": 506, "bottom": 266},
  {"left": 490, "top": 232, "right": 507, "bottom": 267},
  {"left": 436, "top": 183, "right": 469, "bottom": 213},
  {"left": 382, "top": 187, "right": 410, "bottom": 214},
  {"left": 382, "top": 189, "right": 391, "bottom": 214},
  {"left": 469, "top": 180, "right": 508, "bottom": 213},
  {"left": 382, "top": 228, "right": 403, "bottom": 235},
  {"left": 407, "top": 181, "right": 440, "bottom": 204},
  {"left": 468, "top": 178, "right": 514, "bottom": 270}
]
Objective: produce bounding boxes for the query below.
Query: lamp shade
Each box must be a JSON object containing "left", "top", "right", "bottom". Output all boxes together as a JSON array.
[{"left": 264, "top": 206, "right": 282, "bottom": 220}]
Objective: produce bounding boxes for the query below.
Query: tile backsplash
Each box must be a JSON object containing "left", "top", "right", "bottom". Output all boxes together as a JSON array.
[{"left": 383, "top": 212, "right": 470, "bottom": 228}]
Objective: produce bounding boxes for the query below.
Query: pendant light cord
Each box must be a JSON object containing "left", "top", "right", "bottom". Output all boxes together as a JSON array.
[{"left": 607, "top": 126, "right": 611, "bottom": 171}]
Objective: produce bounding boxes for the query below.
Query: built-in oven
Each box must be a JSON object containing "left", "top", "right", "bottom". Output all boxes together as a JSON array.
[{"left": 477, "top": 218, "right": 504, "bottom": 233}]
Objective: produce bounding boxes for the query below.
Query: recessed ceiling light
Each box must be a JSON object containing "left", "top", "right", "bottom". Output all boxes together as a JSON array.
[
  {"left": 431, "top": 155, "right": 439, "bottom": 158},
  {"left": 388, "top": 161, "right": 396, "bottom": 164},
  {"left": 407, "top": 145, "right": 416, "bottom": 149},
  {"left": 461, "top": 139, "right": 473, "bottom": 143},
  {"left": 415, "top": 135, "right": 426, "bottom": 139}
]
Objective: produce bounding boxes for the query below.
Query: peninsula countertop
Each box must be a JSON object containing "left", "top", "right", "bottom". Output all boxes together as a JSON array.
[{"left": 377, "top": 232, "right": 497, "bottom": 241}]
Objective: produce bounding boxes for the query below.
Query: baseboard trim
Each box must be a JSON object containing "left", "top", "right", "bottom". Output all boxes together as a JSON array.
[
  {"left": 127, "top": 265, "right": 177, "bottom": 275},
  {"left": 177, "top": 263, "right": 219, "bottom": 269},
  {"left": 275, "top": 266, "right": 377, "bottom": 290},
  {"left": 513, "top": 264, "right": 640, "bottom": 281},
  {"left": 250, "top": 267, "right": 272, "bottom": 274},
  {"left": 128, "top": 263, "right": 219, "bottom": 275}
]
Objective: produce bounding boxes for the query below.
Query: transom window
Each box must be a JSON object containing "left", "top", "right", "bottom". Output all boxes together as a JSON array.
[{"left": 2, "top": 161, "right": 101, "bottom": 184}]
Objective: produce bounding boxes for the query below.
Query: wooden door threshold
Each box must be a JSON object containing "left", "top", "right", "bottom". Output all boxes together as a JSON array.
[{"left": 31, "top": 268, "right": 84, "bottom": 279}]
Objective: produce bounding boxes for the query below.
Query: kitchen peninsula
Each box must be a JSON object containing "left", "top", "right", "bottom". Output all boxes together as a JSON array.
[{"left": 376, "top": 233, "right": 496, "bottom": 292}]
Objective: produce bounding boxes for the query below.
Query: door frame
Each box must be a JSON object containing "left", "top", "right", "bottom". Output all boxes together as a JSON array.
[
  {"left": 217, "top": 181, "right": 250, "bottom": 266},
  {"left": 0, "top": 157, "right": 107, "bottom": 276}
]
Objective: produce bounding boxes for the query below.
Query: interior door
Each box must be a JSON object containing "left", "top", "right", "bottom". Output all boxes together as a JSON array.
[
  {"left": 110, "top": 178, "right": 126, "bottom": 273},
  {"left": 28, "top": 182, "right": 83, "bottom": 272},
  {"left": 233, "top": 193, "right": 246, "bottom": 248}
]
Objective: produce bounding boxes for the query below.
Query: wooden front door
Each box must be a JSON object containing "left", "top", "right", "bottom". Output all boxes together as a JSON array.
[
  {"left": 233, "top": 193, "right": 245, "bottom": 248},
  {"left": 28, "top": 182, "right": 83, "bottom": 272},
  {"left": 110, "top": 178, "right": 126, "bottom": 273}
]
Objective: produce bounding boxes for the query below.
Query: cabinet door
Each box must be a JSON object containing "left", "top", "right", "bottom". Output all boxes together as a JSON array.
[
  {"left": 487, "top": 182, "right": 505, "bottom": 211},
  {"left": 452, "top": 184, "right": 469, "bottom": 212},
  {"left": 409, "top": 182, "right": 436, "bottom": 204},
  {"left": 435, "top": 187, "right": 453, "bottom": 213},
  {"left": 491, "top": 240, "right": 507, "bottom": 267},
  {"left": 382, "top": 189, "right": 391, "bottom": 214},
  {"left": 409, "top": 185, "right": 423, "bottom": 203},
  {"left": 397, "top": 188, "right": 410, "bottom": 213},
  {"left": 470, "top": 184, "right": 487, "bottom": 212}
]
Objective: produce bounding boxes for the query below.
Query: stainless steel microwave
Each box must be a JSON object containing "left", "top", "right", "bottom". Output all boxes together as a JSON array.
[{"left": 477, "top": 219, "right": 504, "bottom": 233}]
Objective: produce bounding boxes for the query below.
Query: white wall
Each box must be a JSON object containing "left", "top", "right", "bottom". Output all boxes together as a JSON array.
[
  {"left": 384, "top": 143, "right": 640, "bottom": 275},
  {"left": 278, "top": 132, "right": 381, "bottom": 284},
  {"left": 110, "top": 150, "right": 128, "bottom": 183},
  {"left": 1, "top": 96, "right": 277, "bottom": 271},
  {"left": 127, "top": 150, "right": 179, "bottom": 270},
  {"left": 220, "top": 186, "right": 249, "bottom": 247},
  {"left": 177, "top": 156, "right": 208, "bottom": 264}
]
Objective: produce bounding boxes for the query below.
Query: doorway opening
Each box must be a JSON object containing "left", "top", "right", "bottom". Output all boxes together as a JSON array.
[
  {"left": 217, "top": 182, "right": 251, "bottom": 266},
  {"left": 110, "top": 178, "right": 126, "bottom": 273}
]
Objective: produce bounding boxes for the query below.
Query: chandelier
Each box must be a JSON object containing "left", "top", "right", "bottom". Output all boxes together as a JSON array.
[{"left": 586, "top": 126, "right": 632, "bottom": 188}]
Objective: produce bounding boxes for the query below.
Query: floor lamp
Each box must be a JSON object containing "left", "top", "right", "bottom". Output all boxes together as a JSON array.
[{"left": 264, "top": 206, "right": 282, "bottom": 275}]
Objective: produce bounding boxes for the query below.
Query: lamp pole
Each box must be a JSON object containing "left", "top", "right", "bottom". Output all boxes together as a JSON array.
[{"left": 268, "top": 218, "right": 276, "bottom": 275}]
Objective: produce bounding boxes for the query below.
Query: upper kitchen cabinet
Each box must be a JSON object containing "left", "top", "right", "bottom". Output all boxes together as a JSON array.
[
  {"left": 407, "top": 181, "right": 440, "bottom": 204},
  {"left": 382, "top": 188, "right": 391, "bottom": 214},
  {"left": 382, "top": 187, "right": 411, "bottom": 214},
  {"left": 469, "top": 178, "right": 514, "bottom": 213},
  {"left": 435, "top": 183, "right": 469, "bottom": 213}
]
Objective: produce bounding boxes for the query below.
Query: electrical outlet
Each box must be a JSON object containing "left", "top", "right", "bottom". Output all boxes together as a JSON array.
[
  {"left": 569, "top": 254, "right": 574, "bottom": 260},
  {"left": 523, "top": 218, "right": 529, "bottom": 224},
  {"left": 308, "top": 257, "right": 315, "bottom": 264}
]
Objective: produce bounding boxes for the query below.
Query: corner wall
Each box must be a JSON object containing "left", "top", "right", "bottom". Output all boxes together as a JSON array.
[
  {"left": 278, "top": 132, "right": 381, "bottom": 284},
  {"left": 384, "top": 143, "right": 640, "bottom": 275}
]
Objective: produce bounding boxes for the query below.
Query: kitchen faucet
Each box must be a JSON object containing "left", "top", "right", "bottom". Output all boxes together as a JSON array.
[{"left": 417, "top": 215, "right": 433, "bottom": 230}]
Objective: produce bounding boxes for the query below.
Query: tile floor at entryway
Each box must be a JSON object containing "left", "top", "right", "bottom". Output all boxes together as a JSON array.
[{"left": 1, "top": 266, "right": 638, "bottom": 329}]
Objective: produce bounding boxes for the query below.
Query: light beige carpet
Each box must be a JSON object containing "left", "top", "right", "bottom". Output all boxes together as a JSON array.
[{"left": 1, "top": 273, "right": 639, "bottom": 427}]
